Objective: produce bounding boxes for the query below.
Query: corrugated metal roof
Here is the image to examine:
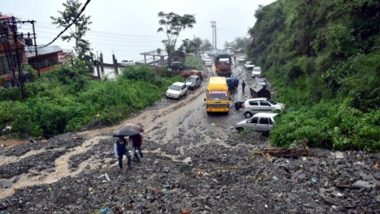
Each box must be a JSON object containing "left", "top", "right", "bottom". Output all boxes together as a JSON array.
[{"left": 25, "top": 45, "right": 62, "bottom": 58}]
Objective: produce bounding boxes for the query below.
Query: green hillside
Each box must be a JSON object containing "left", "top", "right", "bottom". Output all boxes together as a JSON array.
[{"left": 247, "top": 0, "right": 380, "bottom": 151}]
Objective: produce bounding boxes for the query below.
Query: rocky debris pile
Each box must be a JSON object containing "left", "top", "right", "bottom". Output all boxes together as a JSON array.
[
  {"left": 1, "top": 133, "right": 84, "bottom": 156},
  {"left": 0, "top": 131, "right": 379, "bottom": 213}
]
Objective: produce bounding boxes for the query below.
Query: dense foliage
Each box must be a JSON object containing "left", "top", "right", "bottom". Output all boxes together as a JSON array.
[
  {"left": 248, "top": 0, "right": 380, "bottom": 151},
  {"left": 0, "top": 63, "right": 181, "bottom": 138}
]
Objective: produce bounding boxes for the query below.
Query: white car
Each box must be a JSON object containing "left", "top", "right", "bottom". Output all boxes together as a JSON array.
[
  {"left": 244, "top": 61, "right": 255, "bottom": 70},
  {"left": 236, "top": 112, "right": 278, "bottom": 133},
  {"left": 166, "top": 82, "right": 187, "bottom": 99},
  {"left": 242, "top": 98, "right": 285, "bottom": 118},
  {"left": 251, "top": 67, "right": 262, "bottom": 77},
  {"left": 204, "top": 58, "right": 213, "bottom": 67}
]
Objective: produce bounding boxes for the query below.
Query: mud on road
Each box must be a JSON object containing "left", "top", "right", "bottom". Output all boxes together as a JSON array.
[{"left": 0, "top": 66, "right": 379, "bottom": 213}]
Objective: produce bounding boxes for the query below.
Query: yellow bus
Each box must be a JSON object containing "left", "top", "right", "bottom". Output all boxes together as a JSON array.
[{"left": 205, "top": 76, "right": 231, "bottom": 114}]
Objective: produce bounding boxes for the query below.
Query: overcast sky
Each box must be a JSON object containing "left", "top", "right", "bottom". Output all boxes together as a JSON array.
[{"left": 1, "top": 0, "right": 275, "bottom": 62}]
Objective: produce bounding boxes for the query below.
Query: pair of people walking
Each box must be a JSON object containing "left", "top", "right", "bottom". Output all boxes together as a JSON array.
[{"left": 114, "top": 133, "right": 143, "bottom": 170}]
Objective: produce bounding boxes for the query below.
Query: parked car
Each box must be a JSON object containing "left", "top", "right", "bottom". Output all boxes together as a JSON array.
[
  {"left": 254, "top": 77, "right": 267, "bottom": 87},
  {"left": 242, "top": 98, "right": 285, "bottom": 118},
  {"left": 204, "top": 58, "right": 213, "bottom": 67},
  {"left": 185, "top": 75, "right": 202, "bottom": 90},
  {"left": 166, "top": 82, "right": 187, "bottom": 99},
  {"left": 236, "top": 112, "right": 278, "bottom": 133},
  {"left": 181, "top": 69, "right": 203, "bottom": 80},
  {"left": 244, "top": 61, "right": 255, "bottom": 70},
  {"left": 251, "top": 66, "right": 262, "bottom": 77},
  {"left": 237, "top": 57, "right": 246, "bottom": 64}
]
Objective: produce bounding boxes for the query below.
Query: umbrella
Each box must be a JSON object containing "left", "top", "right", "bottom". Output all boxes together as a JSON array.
[
  {"left": 121, "top": 123, "right": 144, "bottom": 133},
  {"left": 113, "top": 128, "right": 140, "bottom": 137}
]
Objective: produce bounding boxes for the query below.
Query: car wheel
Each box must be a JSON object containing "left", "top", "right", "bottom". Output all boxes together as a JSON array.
[
  {"left": 244, "top": 112, "right": 253, "bottom": 118},
  {"left": 236, "top": 127, "right": 244, "bottom": 132}
]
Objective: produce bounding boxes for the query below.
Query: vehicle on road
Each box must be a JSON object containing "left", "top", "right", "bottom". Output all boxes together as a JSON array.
[
  {"left": 244, "top": 61, "right": 255, "bottom": 70},
  {"left": 166, "top": 82, "right": 187, "bottom": 99},
  {"left": 242, "top": 98, "right": 285, "bottom": 118},
  {"left": 214, "top": 54, "right": 232, "bottom": 76},
  {"left": 204, "top": 58, "right": 213, "bottom": 67},
  {"left": 237, "top": 57, "right": 246, "bottom": 64},
  {"left": 251, "top": 66, "right": 262, "bottom": 77},
  {"left": 236, "top": 112, "right": 278, "bottom": 133},
  {"left": 205, "top": 76, "right": 231, "bottom": 114},
  {"left": 185, "top": 75, "right": 202, "bottom": 90},
  {"left": 254, "top": 77, "right": 267, "bottom": 86}
]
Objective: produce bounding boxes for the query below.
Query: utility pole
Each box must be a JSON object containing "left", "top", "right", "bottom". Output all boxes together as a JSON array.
[
  {"left": 211, "top": 21, "right": 217, "bottom": 49},
  {"left": 31, "top": 20, "right": 39, "bottom": 77},
  {"left": 17, "top": 19, "right": 39, "bottom": 77},
  {"left": 11, "top": 17, "right": 26, "bottom": 99}
]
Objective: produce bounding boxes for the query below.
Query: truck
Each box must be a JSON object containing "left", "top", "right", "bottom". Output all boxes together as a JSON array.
[
  {"left": 205, "top": 76, "right": 231, "bottom": 114},
  {"left": 214, "top": 54, "right": 232, "bottom": 76}
]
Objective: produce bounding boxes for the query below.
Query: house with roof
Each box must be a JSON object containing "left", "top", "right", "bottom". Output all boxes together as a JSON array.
[
  {"left": 0, "top": 14, "right": 27, "bottom": 87},
  {"left": 25, "top": 45, "right": 65, "bottom": 73}
]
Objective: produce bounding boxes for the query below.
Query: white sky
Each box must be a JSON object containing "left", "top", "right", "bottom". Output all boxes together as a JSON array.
[{"left": 1, "top": 0, "right": 275, "bottom": 62}]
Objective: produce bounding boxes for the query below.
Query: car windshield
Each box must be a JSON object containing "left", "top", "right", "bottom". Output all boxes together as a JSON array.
[
  {"left": 267, "top": 99, "right": 277, "bottom": 105},
  {"left": 253, "top": 67, "right": 261, "bottom": 71},
  {"left": 169, "top": 85, "right": 182, "bottom": 91},
  {"left": 186, "top": 77, "right": 196, "bottom": 83},
  {"left": 207, "top": 92, "right": 228, "bottom": 100}
]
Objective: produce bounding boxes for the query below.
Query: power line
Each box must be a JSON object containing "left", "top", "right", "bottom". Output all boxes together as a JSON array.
[{"left": 42, "top": 0, "right": 91, "bottom": 48}]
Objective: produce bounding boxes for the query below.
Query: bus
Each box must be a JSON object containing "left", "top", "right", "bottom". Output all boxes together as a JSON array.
[{"left": 205, "top": 76, "right": 231, "bottom": 114}]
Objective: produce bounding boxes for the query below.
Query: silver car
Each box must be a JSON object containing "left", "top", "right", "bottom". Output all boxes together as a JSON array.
[
  {"left": 236, "top": 112, "right": 278, "bottom": 133},
  {"left": 242, "top": 98, "right": 284, "bottom": 118}
]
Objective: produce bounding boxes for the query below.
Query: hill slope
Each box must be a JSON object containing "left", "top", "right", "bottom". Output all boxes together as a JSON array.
[{"left": 247, "top": 0, "right": 380, "bottom": 151}]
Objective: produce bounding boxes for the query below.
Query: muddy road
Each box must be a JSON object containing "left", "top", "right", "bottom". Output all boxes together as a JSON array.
[{"left": 0, "top": 65, "right": 379, "bottom": 213}]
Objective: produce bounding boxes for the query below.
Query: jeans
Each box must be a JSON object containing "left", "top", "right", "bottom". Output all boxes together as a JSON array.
[{"left": 117, "top": 152, "right": 131, "bottom": 168}]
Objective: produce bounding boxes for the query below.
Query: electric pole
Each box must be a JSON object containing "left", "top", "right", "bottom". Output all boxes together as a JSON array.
[
  {"left": 17, "top": 19, "right": 39, "bottom": 77},
  {"left": 11, "top": 17, "right": 26, "bottom": 99}
]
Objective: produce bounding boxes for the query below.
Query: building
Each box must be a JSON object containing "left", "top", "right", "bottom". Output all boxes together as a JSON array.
[
  {"left": 25, "top": 45, "right": 64, "bottom": 73},
  {"left": 0, "top": 14, "right": 27, "bottom": 87}
]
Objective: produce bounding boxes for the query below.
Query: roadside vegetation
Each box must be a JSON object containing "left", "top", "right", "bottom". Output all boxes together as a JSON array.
[
  {"left": 184, "top": 54, "right": 203, "bottom": 70},
  {"left": 247, "top": 0, "right": 380, "bottom": 151},
  {"left": 0, "top": 62, "right": 182, "bottom": 138}
]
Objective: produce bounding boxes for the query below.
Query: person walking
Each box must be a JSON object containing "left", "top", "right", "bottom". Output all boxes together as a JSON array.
[
  {"left": 241, "top": 80, "right": 246, "bottom": 94},
  {"left": 130, "top": 133, "right": 143, "bottom": 162},
  {"left": 114, "top": 136, "right": 132, "bottom": 169}
]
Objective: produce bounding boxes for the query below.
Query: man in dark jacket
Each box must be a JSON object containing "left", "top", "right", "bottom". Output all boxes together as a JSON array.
[
  {"left": 114, "top": 136, "right": 132, "bottom": 169},
  {"left": 241, "top": 80, "right": 246, "bottom": 94},
  {"left": 130, "top": 133, "right": 143, "bottom": 162}
]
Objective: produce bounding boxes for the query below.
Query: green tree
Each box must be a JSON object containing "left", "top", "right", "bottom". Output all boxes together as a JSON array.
[
  {"left": 51, "top": 0, "right": 92, "bottom": 62},
  {"left": 200, "top": 39, "right": 213, "bottom": 51},
  {"left": 157, "top": 12, "right": 196, "bottom": 65},
  {"left": 224, "top": 37, "right": 251, "bottom": 53},
  {"left": 179, "top": 37, "right": 202, "bottom": 54}
]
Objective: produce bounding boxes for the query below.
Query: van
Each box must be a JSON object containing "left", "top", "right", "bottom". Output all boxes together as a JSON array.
[{"left": 205, "top": 76, "right": 231, "bottom": 114}]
